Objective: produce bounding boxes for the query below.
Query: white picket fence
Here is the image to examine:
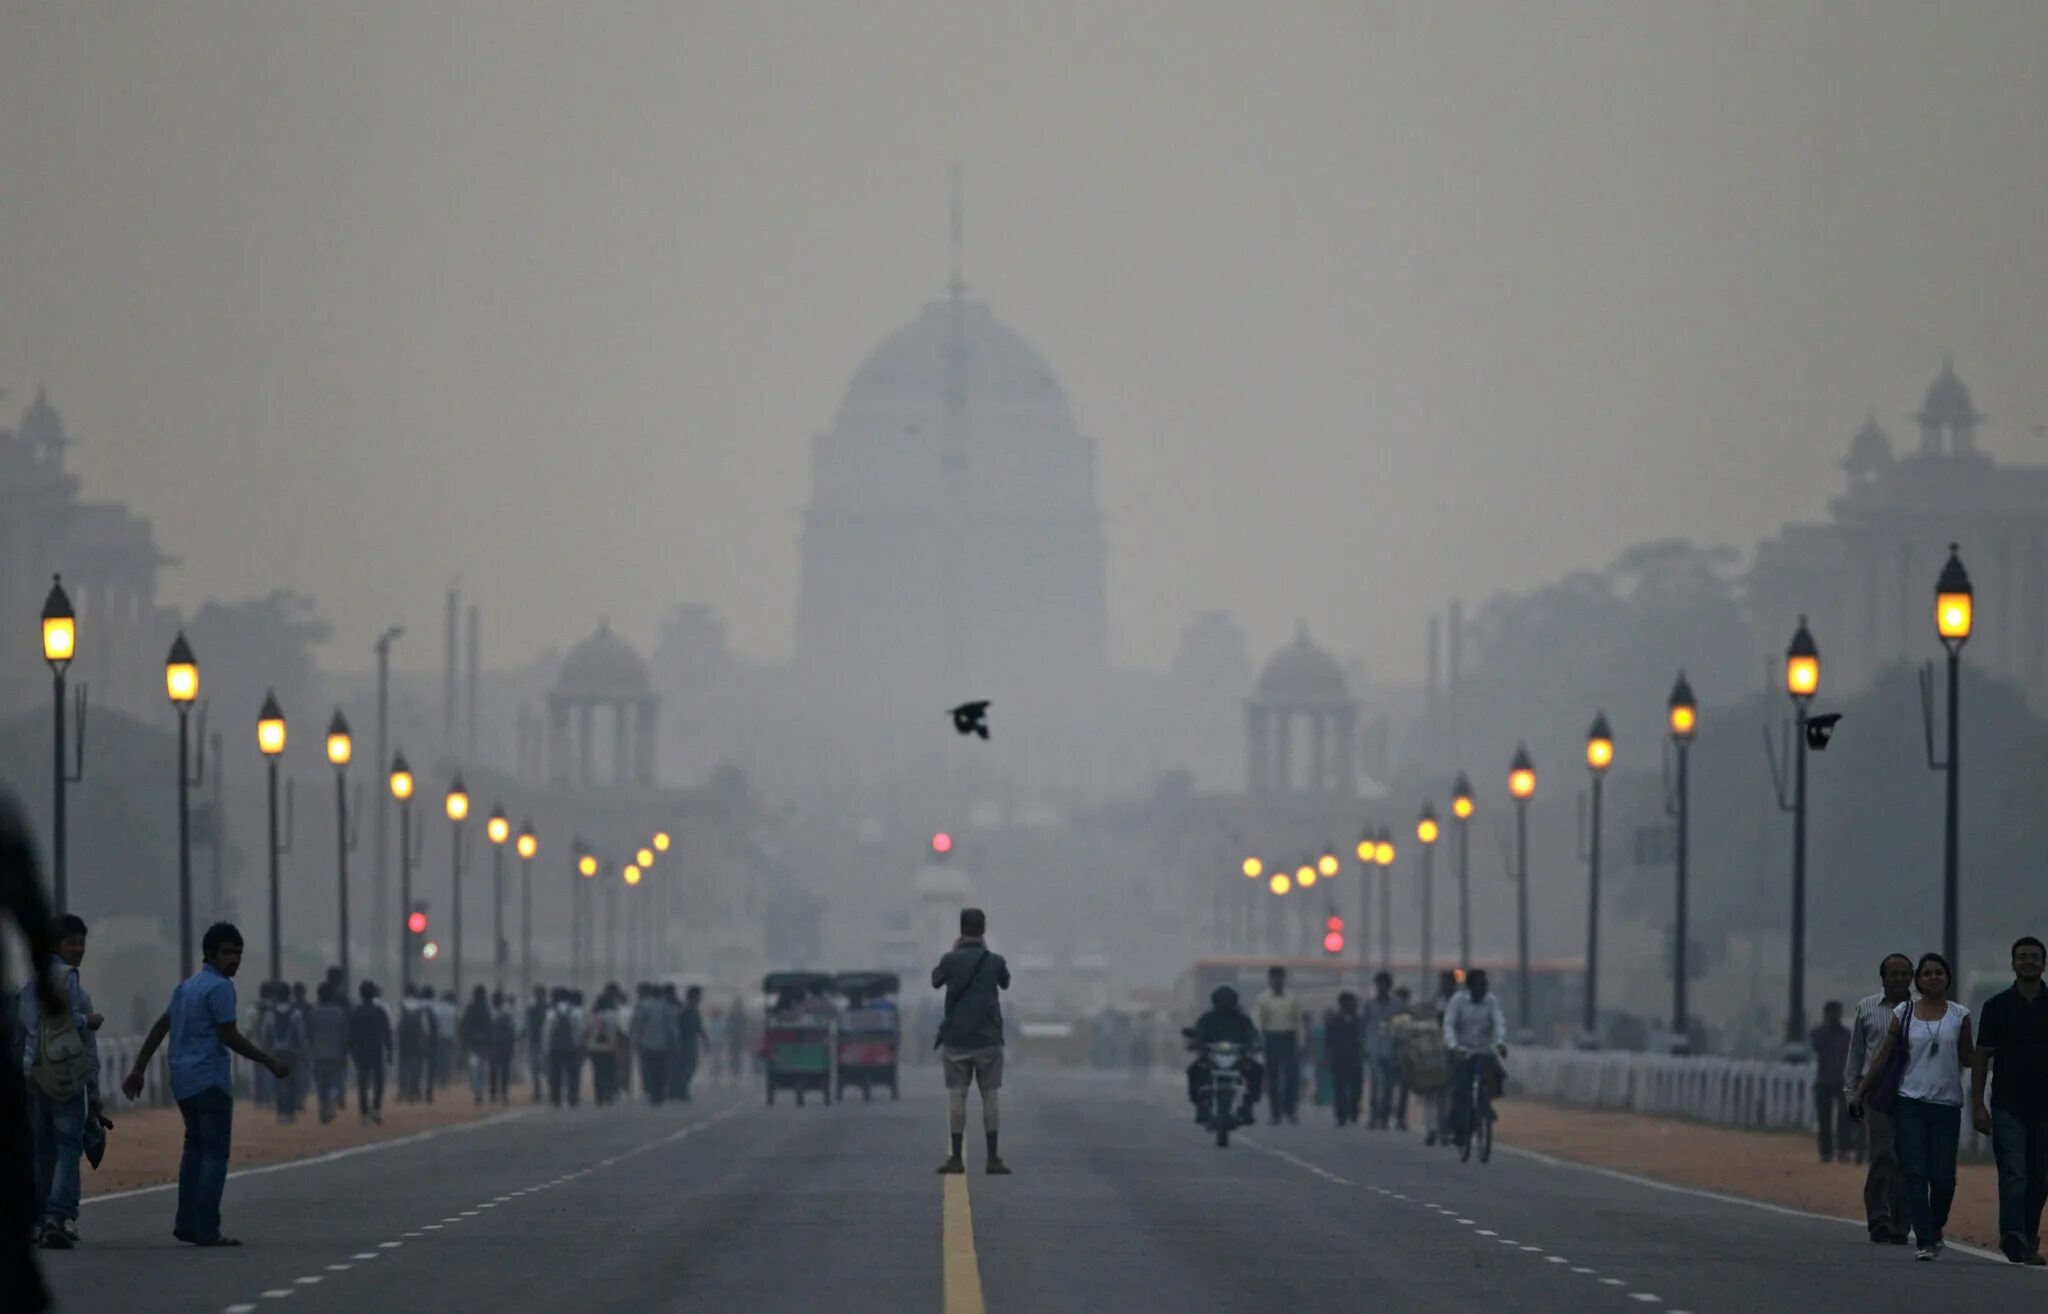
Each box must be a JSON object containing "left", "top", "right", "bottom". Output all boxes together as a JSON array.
[{"left": 1511, "top": 1046, "right": 1818, "bottom": 1129}]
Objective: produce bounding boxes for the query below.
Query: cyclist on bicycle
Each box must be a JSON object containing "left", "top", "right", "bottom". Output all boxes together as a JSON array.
[{"left": 1441, "top": 969, "right": 1509, "bottom": 1147}]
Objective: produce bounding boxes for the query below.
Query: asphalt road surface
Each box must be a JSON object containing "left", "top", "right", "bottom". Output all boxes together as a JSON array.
[{"left": 44, "top": 1069, "right": 2046, "bottom": 1314}]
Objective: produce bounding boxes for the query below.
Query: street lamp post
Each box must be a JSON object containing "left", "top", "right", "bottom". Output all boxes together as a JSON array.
[
  {"left": 1928, "top": 545, "right": 1973, "bottom": 972},
  {"left": 1582, "top": 713, "right": 1614, "bottom": 1043},
  {"left": 1416, "top": 805, "right": 1440, "bottom": 986},
  {"left": 1353, "top": 834, "right": 1373, "bottom": 969},
  {"left": 1374, "top": 828, "right": 1396, "bottom": 976},
  {"left": 166, "top": 633, "right": 202, "bottom": 977},
  {"left": 326, "top": 711, "right": 355, "bottom": 987},
  {"left": 371, "top": 625, "right": 402, "bottom": 978},
  {"left": 1667, "top": 674, "right": 1696, "bottom": 1048},
  {"left": 1781, "top": 617, "right": 1820, "bottom": 1045},
  {"left": 258, "top": 692, "right": 289, "bottom": 984},
  {"left": 1509, "top": 745, "right": 1536, "bottom": 1035},
  {"left": 576, "top": 845, "right": 598, "bottom": 984},
  {"left": 390, "top": 753, "right": 415, "bottom": 993},
  {"left": 41, "top": 576, "right": 84, "bottom": 913},
  {"left": 487, "top": 804, "right": 510, "bottom": 992},
  {"left": 1451, "top": 774, "right": 1475, "bottom": 972},
  {"left": 445, "top": 777, "right": 470, "bottom": 995},
  {"left": 517, "top": 821, "right": 537, "bottom": 995}
]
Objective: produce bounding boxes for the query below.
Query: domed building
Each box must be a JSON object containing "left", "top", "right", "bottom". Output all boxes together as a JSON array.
[
  {"left": 546, "top": 620, "right": 659, "bottom": 787},
  {"left": 1246, "top": 625, "right": 1359, "bottom": 796},
  {"left": 796, "top": 289, "right": 1108, "bottom": 704}
]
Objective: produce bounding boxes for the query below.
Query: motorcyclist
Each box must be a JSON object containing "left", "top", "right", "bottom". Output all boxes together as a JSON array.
[
  {"left": 1441, "top": 968, "right": 1509, "bottom": 1147},
  {"left": 1185, "top": 985, "right": 1264, "bottom": 1126}
]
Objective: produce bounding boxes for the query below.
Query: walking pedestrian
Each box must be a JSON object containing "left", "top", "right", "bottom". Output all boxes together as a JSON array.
[
  {"left": 1971, "top": 935, "right": 2048, "bottom": 1265},
  {"left": 1254, "top": 966, "right": 1306, "bottom": 1125},
  {"left": 1391, "top": 986, "right": 1415, "bottom": 1129},
  {"left": 1810, "top": 999, "right": 1852, "bottom": 1163},
  {"left": 1361, "top": 972, "right": 1402, "bottom": 1130},
  {"left": 630, "top": 984, "right": 672, "bottom": 1105},
  {"left": 459, "top": 984, "right": 492, "bottom": 1104},
  {"left": 1325, "top": 991, "right": 1366, "bottom": 1127},
  {"left": 348, "top": 981, "right": 391, "bottom": 1124},
  {"left": 726, "top": 996, "right": 748, "bottom": 1084},
  {"left": 306, "top": 983, "right": 350, "bottom": 1124},
  {"left": 1423, "top": 970, "right": 1460, "bottom": 1146},
  {"left": 120, "top": 922, "right": 292, "bottom": 1247},
  {"left": 674, "top": 985, "right": 709, "bottom": 1102},
  {"left": 288, "top": 982, "right": 313, "bottom": 1115},
  {"left": 15, "top": 912, "right": 103, "bottom": 1251},
  {"left": 525, "top": 985, "right": 549, "bottom": 1103},
  {"left": 933, "top": 907, "right": 1011, "bottom": 1175},
  {"left": 262, "top": 984, "right": 306, "bottom": 1124},
  {"left": 1854, "top": 951, "right": 1973, "bottom": 1260},
  {"left": 0, "top": 795, "right": 62, "bottom": 1312},
  {"left": 589, "top": 989, "right": 622, "bottom": 1105},
  {"left": 490, "top": 992, "right": 517, "bottom": 1104},
  {"left": 1846, "top": 953, "right": 1915, "bottom": 1244},
  {"left": 545, "top": 987, "right": 583, "bottom": 1107}
]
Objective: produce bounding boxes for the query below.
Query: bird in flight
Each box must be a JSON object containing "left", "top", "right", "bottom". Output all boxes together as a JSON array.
[{"left": 949, "top": 701, "right": 991, "bottom": 740}]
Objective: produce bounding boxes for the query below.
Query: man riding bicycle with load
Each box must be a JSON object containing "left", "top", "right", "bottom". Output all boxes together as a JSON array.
[{"left": 1441, "top": 969, "right": 1508, "bottom": 1147}]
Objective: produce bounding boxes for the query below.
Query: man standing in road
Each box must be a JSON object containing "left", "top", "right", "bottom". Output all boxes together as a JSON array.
[
  {"left": 1811, "top": 1000, "right": 1853, "bottom": 1163},
  {"left": 1971, "top": 935, "right": 2048, "bottom": 1265},
  {"left": 673, "top": 985, "right": 710, "bottom": 1102},
  {"left": 15, "top": 911, "right": 102, "bottom": 1250},
  {"left": 933, "top": 907, "right": 1011, "bottom": 1176},
  {"left": 1325, "top": 991, "right": 1366, "bottom": 1127},
  {"left": 1361, "top": 971, "right": 1402, "bottom": 1130},
  {"left": 526, "top": 985, "right": 549, "bottom": 1103},
  {"left": 1254, "top": 966, "right": 1306, "bottom": 1125},
  {"left": 121, "top": 922, "right": 292, "bottom": 1247},
  {"left": 348, "top": 981, "right": 392, "bottom": 1125},
  {"left": 1847, "top": 952, "right": 1915, "bottom": 1244}
]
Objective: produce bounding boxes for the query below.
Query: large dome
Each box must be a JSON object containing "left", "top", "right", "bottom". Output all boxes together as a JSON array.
[
  {"left": 837, "top": 296, "right": 1075, "bottom": 429},
  {"left": 1920, "top": 358, "right": 1980, "bottom": 426},
  {"left": 556, "top": 621, "right": 650, "bottom": 696},
  {"left": 1255, "top": 626, "right": 1351, "bottom": 703}
]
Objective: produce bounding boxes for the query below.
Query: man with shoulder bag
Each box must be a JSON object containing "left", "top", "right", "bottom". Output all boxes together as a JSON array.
[
  {"left": 1847, "top": 952, "right": 1915, "bottom": 1244},
  {"left": 932, "top": 908, "right": 1011, "bottom": 1176}
]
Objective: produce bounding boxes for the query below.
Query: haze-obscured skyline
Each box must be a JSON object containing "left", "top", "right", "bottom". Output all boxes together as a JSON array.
[{"left": 4, "top": 2, "right": 2046, "bottom": 679}]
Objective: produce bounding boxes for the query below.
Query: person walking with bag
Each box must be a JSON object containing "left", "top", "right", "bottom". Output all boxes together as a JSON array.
[
  {"left": 1970, "top": 935, "right": 2048, "bottom": 1265},
  {"left": 1847, "top": 953, "right": 1914, "bottom": 1243},
  {"left": 932, "top": 907, "right": 1010, "bottom": 1176},
  {"left": 1855, "top": 951, "right": 1973, "bottom": 1260}
]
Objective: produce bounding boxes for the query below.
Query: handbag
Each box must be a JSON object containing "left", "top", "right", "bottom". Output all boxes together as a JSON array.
[
  {"left": 1864, "top": 1001, "right": 1913, "bottom": 1116},
  {"left": 934, "top": 950, "right": 990, "bottom": 1051}
]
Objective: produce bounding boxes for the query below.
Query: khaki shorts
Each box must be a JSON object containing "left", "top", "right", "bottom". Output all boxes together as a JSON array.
[{"left": 942, "top": 1046, "right": 1004, "bottom": 1092}]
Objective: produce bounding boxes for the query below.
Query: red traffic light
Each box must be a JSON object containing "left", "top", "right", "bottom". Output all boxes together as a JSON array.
[
  {"left": 931, "top": 831, "right": 954, "bottom": 855},
  {"left": 1323, "top": 931, "right": 1345, "bottom": 954},
  {"left": 1325, "top": 915, "right": 1344, "bottom": 932},
  {"left": 407, "top": 911, "right": 428, "bottom": 934}
]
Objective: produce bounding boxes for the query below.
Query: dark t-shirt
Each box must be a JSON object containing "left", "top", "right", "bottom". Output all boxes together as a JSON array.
[
  {"left": 931, "top": 939, "right": 1010, "bottom": 1050},
  {"left": 1977, "top": 984, "right": 2048, "bottom": 1120}
]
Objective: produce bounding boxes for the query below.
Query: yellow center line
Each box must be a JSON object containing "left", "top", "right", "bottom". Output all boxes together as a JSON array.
[{"left": 942, "top": 1172, "right": 987, "bottom": 1314}]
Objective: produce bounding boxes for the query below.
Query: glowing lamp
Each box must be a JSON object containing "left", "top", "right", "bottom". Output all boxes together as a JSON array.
[
  {"left": 1936, "top": 544, "right": 1973, "bottom": 645},
  {"left": 1452, "top": 772, "right": 1475, "bottom": 821},
  {"left": 256, "top": 692, "right": 287, "bottom": 758},
  {"left": 1509, "top": 745, "right": 1536, "bottom": 801},
  {"left": 1785, "top": 617, "right": 1820, "bottom": 700},
  {"left": 636, "top": 847, "right": 654, "bottom": 868},
  {"left": 1668, "top": 672, "right": 1697, "bottom": 743},
  {"left": 165, "top": 632, "right": 199, "bottom": 705},
  {"left": 623, "top": 864, "right": 642, "bottom": 886},
  {"left": 1416, "top": 806, "right": 1440, "bottom": 846},
  {"left": 931, "top": 831, "right": 954, "bottom": 855},
  {"left": 388, "top": 753, "right": 414, "bottom": 801},
  {"left": 487, "top": 807, "right": 510, "bottom": 846},
  {"left": 1269, "top": 872, "right": 1292, "bottom": 896},
  {"left": 407, "top": 911, "right": 428, "bottom": 934},
  {"left": 578, "top": 853, "right": 598, "bottom": 879},
  {"left": 1586, "top": 712, "right": 1614, "bottom": 773},
  {"left": 1317, "top": 853, "right": 1340, "bottom": 878},
  {"left": 41, "top": 576, "right": 75, "bottom": 672},
  {"left": 326, "top": 710, "right": 353, "bottom": 767},
  {"left": 444, "top": 776, "right": 469, "bottom": 822},
  {"left": 653, "top": 831, "right": 671, "bottom": 852},
  {"left": 517, "top": 824, "right": 538, "bottom": 860},
  {"left": 1242, "top": 856, "right": 1263, "bottom": 880}
]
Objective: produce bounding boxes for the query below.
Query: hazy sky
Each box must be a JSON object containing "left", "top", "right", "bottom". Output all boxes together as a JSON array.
[{"left": 5, "top": 3, "right": 2046, "bottom": 681}]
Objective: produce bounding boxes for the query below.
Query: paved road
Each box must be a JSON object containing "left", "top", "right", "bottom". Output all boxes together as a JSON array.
[{"left": 43, "top": 1070, "right": 2045, "bottom": 1313}]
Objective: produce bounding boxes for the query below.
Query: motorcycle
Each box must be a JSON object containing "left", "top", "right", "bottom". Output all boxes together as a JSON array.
[{"left": 1197, "top": 1041, "right": 1248, "bottom": 1148}]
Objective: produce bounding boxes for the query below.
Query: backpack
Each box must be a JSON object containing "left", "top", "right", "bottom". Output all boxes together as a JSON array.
[
  {"left": 30, "top": 991, "right": 92, "bottom": 1103},
  {"left": 548, "top": 1006, "right": 578, "bottom": 1057}
]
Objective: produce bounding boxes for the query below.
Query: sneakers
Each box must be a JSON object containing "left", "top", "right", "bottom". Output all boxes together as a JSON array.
[
  {"left": 986, "top": 1158, "right": 1012, "bottom": 1176},
  {"left": 1914, "top": 1247, "right": 1935, "bottom": 1262},
  {"left": 39, "top": 1219, "right": 73, "bottom": 1250},
  {"left": 936, "top": 1156, "right": 966, "bottom": 1175}
]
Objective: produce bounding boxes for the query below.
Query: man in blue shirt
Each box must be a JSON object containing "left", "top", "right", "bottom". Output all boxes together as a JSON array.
[
  {"left": 121, "top": 922, "right": 291, "bottom": 1247},
  {"left": 14, "top": 912, "right": 102, "bottom": 1250}
]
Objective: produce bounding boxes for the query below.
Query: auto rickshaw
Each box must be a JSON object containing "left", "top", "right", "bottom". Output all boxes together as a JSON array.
[
  {"left": 762, "top": 971, "right": 835, "bottom": 1106},
  {"left": 832, "top": 971, "right": 902, "bottom": 1102}
]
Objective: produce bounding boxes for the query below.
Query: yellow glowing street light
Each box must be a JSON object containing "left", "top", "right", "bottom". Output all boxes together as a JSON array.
[
  {"left": 1356, "top": 835, "right": 1373, "bottom": 863},
  {"left": 487, "top": 805, "right": 510, "bottom": 846},
  {"left": 578, "top": 853, "right": 598, "bottom": 879},
  {"left": 257, "top": 692, "right": 287, "bottom": 758},
  {"left": 1586, "top": 712, "right": 1614, "bottom": 773},
  {"left": 516, "top": 824, "right": 538, "bottom": 860},
  {"left": 1295, "top": 862, "right": 1316, "bottom": 889},
  {"left": 165, "top": 632, "right": 199, "bottom": 705},
  {"left": 1509, "top": 745, "right": 1536, "bottom": 801},
  {"left": 623, "top": 863, "right": 642, "bottom": 886},
  {"left": 326, "top": 710, "right": 353, "bottom": 767},
  {"left": 1317, "top": 851, "right": 1340, "bottom": 878},
  {"left": 1936, "top": 544, "right": 1973, "bottom": 647},
  {"left": 1785, "top": 616, "right": 1819, "bottom": 702},
  {"left": 1417, "top": 805, "right": 1440, "bottom": 846},
  {"left": 41, "top": 575, "right": 76, "bottom": 673},
  {"left": 653, "top": 831, "right": 671, "bottom": 853},
  {"left": 1242, "top": 856, "right": 1264, "bottom": 880},
  {"left": 388, "top": 752, "right": 415, "bottom": 801},
  {"left": 445, "top": 775, "right": 470, "bottom": 823},
  {"left": 1269, "top": 872, "right": 1292, "bottom": 896},
  {"left": 1669, "top": 672, "right": 1697, "bottom": 743},
  {"left": 1373, "top": 828, "right": 1395, "bottom": 867},
  {"left": 1452, "top": 773, "right": 1475, "bottom": 821},
  {"left": 636, "top": 847, "right": 655, "bottom": 868}
]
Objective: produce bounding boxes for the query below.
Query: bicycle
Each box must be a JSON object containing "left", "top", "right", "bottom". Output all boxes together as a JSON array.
[{"left": 1453, "top": 1051, "right": 1497, "bottom": 1164}]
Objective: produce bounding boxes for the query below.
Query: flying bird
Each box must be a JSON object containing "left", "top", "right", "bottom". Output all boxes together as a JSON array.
[
  {"left": 949, "top": 701, "right": 991, "bottom": 740},
  {"left": 1805, "top": 712, "right": 1842, "bottom": 751}
]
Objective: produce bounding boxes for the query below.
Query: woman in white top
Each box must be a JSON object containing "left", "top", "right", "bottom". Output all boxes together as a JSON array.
[{"left": 1855, "top": 952, "right": 1974, "bottom": 1260}]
